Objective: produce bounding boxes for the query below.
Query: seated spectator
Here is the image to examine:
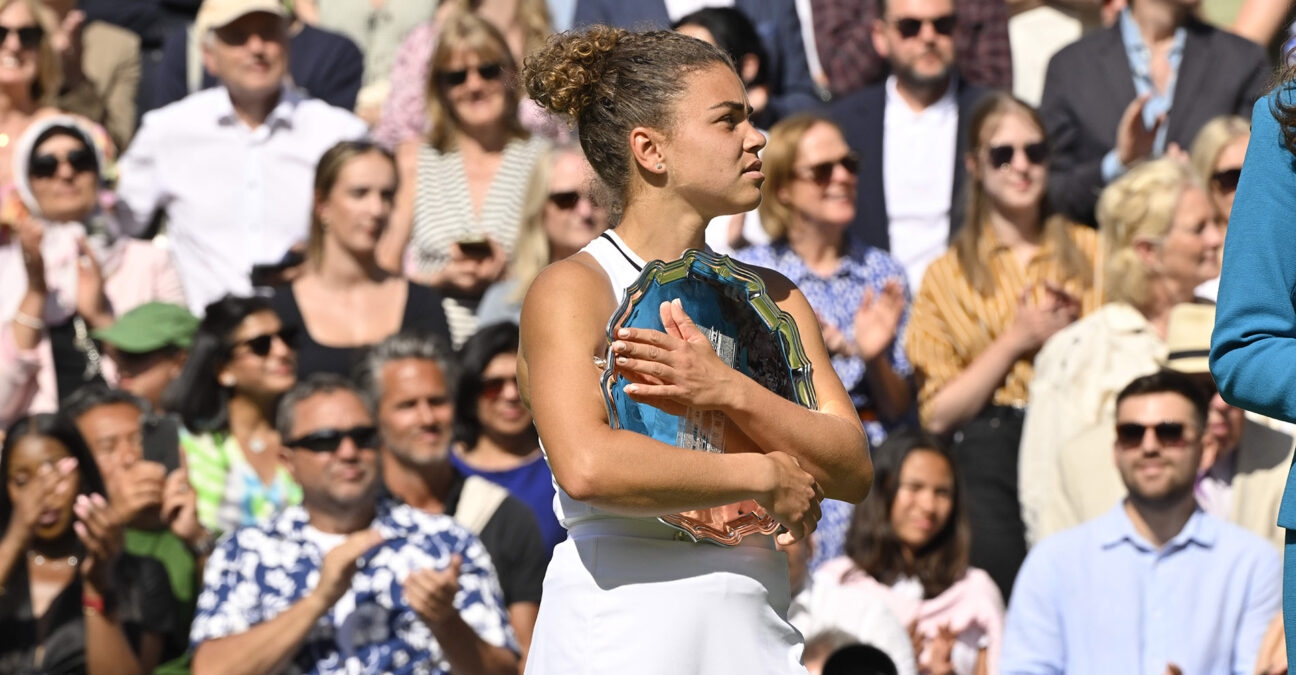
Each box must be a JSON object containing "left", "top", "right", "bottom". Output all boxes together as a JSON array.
[
  {"left": 1020, "top": 158, "right": 1223, "bottom": 545},
  {"left": 39, "top": 0, "right": 140, "bottom": 150},
  {"left": 78, "top": 0, "right": 199, "bottom": 120},
  {"left": 15, "top": 116, "right": 184, "bottom": 310},
  {"left": 1038, "top": 0, "right": 1268, "bottom": 226},
  {"left": 906, "top": 92, "right": 1098, "bottom": 599},
  {"left": 0, "top": 412, "right": 177, "bottom": 674},
  {"left": 189, "top": 374, "right": 518, "bottom": 674},
  {"left": 1188, "top": 114, "right": 1249, "bottom": 300},
  {"left": 290, "top": 0, "right": 434, "bottom": 124},
  {"left": 824, "top": 643, "right": 902, "bottom": 675},
  {"left": 572, "top": 0, "right": 819, "bottom": 125},
  {"left": 373, "top": 0, "right": 562, "bottom": 150},
  {"left": 736, "top": 112, "right": 912, "bottom": 569},
  {"left": 269, "top": 140, "right": 451, "bottom": 379},
  {"left": 0, "top": 0, "right": 69, "bottom": 186},
  {"left": 91, "top": 302, "right": 197, "bottom": 411},
  {"left": 355, "top": 331, "right": 547, "bottom": 663},
  {"left": 803, "top": 630, "right": 871, "bottom": 675},
  {"left": 451, "top": 322, "right": 564, "bottom": 556},
  {"left": 476, "top": 143, "right": 608, "bottom": 328},
  {"left": 63, "top": 385, "right": 212, "bottom": 663},
  {"left": 810, "top": 0, "right": 1012, "bottom": 98},
  {"left": 163, "top": 295, "right": 301, "bottom": 536},
  {"left": 794, "top": 431, "right": 1004, "bottom": 675},
  {"left": 673, "top": 7, "right": 820, "bottom": 129},
  {"left": 149, "top": 0, "right": 364, "bottom": 113},
  {"left": 1002, "top": 370, "right": 1281, "bottom": 674},
  {"left": 828, "top": 0, "right": 990, "bottom": 288},
  {"left": 378, "top": 10, "right": 549, "bottom": 346},
  {"left": 1047, "top": 303, "right": 1294, "bottom": 548},
  {"left": 116, "top": 0, "right": 368, "bottom": 314}
]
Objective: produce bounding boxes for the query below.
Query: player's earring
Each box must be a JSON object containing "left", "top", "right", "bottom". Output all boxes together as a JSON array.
[{"left": 656, "top": 163, "right": 664, "bottom": 171}]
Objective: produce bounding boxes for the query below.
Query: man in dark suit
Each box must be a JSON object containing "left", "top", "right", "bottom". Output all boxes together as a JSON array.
[
  {"left": 1040, "top": 0, "right": 1268, "bottom": 226},
  {"left": 828, "top": 0, "right": 987, "bottom": 288},
  {"left": 572, "top": 0, "right": 821, "bottom": 124}
]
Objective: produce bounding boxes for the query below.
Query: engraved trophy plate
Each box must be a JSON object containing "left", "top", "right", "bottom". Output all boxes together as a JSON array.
[{"left": 601, "top": 249, "right": 818, "bottom": 545}]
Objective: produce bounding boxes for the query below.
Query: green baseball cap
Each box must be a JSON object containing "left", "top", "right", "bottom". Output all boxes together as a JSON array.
[{"left": 92, "top": 302, "right": 200, "bottom": 354}]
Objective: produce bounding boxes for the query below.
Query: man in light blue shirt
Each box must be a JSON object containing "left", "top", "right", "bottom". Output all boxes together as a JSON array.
[{"left": 1002, "top": 370, "right": 1280, "bottom": 675}]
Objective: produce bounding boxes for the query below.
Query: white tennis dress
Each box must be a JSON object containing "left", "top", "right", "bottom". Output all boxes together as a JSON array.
[{"left": 523, "top": 231, "right": 808, "bottom": 675}]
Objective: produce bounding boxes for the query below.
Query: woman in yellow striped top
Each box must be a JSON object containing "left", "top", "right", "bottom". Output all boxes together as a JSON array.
[{"left": 904, "top": 91, "right": 1099, "bottom": 602}]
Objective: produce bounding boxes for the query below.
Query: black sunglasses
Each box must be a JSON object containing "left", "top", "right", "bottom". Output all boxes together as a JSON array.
[
  {"left": 1211, "top": 167, "right": 1242, "bottom": 194},
  {"left": 438, "top": 63, "right": 503, "bottom": 87},
  {"left": 894, "top": 15, "right": 956, "bottom": 39},
  {"left": 0, "top": 24, "right": 44, "bottom": 50},
  {"left": 30, "top": 148, "right": 97, "bottom": 179},
  {"left": 232, "top": 326, "right": 298, "bottom": 357},
  {"left": 548, "top": 191, "right": 597, "bottom": 210},
  {"left": 286, "top": 425, "right": 380, "bottom": 453},
  {"left": 1114, "top": 421, "right": 1190, "bottom": 449},
  {"left": 986, "top": 142, "right": 1049, "bottom": 169},
  {"left": 480, "top": 375, "right": 518, "bottom": 400},
  {"left": 794, "top": 153, "right": 861, "bottom": 185}
]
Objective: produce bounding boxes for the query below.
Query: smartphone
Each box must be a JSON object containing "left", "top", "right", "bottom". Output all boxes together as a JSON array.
[
  {"left": 457, "top": 236, "right": 493, "bottom": 258},
  {"left": 142, "top": 414, "right": 182, "bottom": 474}
]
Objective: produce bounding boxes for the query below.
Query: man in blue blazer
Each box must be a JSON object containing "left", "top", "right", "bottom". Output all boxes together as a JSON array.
[
  {"left": 828, "top": 0, "right": 987, "bottom": 288},
  {"left": 573, "top": 0, "right": 821, "bottom": 124}
]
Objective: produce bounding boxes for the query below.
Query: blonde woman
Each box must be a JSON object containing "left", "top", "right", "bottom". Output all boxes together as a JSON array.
[
  {"left": 1188, "top": 115, "right": 1249, "bottom": 301},
  {"left": 477, "top": 142, "right": 608, "bottom": 327},
  {"left": 1020, "top": 158, "right": 1223, "bottom": 545},
  {"left": 906, "top": 91, "right": 1099, "bottom": 602},
  {"left": 0, "top": 0, "right": 65, "bottom": 186}
]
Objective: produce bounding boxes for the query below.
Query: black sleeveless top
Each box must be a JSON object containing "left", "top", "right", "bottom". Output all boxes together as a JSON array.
[{"left": 270, "top": 281, "right": 452, "bottom": 379}]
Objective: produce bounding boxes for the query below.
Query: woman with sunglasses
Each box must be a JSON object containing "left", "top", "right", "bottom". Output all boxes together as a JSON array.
[
  {"left": 163, "top": 295, "right": 302, "bottom": 537},
  {"left": 477, "top": 143, "right": 609, "bottom": 327},
  {"left": 269, "top": 140, "right": 451, "bottom": 379},
  {"left": 735, "top": 112, "right": 912, "bottom": 570},
  {"left": 0, "top": 0, "right": 66, "bottom": 188},
  {"left": 1020, "top": 158, "right": 1221, "bottom": 545},
  {"left": 451, "top": 321, "right": 564, "bottom": 555},
  {"left": 0, "top": 412, "right": 176, "bottom": 675},
  {"left": 1187, "top": 115, "right": 1249, "bottom": 302},
  {"left": 0, "top": 116, "right": 185, "bottom": 428},
  {"left": 377, "top": 10, "right": 550, "bottom": 347},
  {"left": 906, "top": 92, "right": 1099, "bottom": 602}
]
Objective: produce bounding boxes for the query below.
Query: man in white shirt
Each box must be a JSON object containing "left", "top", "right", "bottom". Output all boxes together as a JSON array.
[
  {"left": 828, "top": 0, "right": 988, "bottom": 289},
  {"left": 116, "top": 0, "right": 368, "bottom": 314}
]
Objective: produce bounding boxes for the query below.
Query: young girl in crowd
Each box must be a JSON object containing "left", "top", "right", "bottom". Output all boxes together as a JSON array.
[
  {"left": 518, "top": 26, "right": 871, "bottom": 672},
  {"left": 793, "top": 431, "right": 1004, "bottom": 675}
]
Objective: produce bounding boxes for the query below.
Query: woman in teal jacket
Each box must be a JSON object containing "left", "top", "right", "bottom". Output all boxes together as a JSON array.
[{"left": 1210, "top": 77, "right": 1296, "bottom": 663}]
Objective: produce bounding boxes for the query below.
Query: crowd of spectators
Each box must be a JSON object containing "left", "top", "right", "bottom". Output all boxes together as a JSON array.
[{"left": 0, "top": 0, "right": 1291, "bottom": 672}]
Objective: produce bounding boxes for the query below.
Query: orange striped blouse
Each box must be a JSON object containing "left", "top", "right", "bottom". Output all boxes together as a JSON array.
[{"left": 905, "top": 223, "right": 1101, "bottom": 424}]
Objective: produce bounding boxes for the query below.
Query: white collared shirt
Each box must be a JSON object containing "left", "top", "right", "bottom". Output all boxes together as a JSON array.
[
  {"left": 117, "top": 86, "right": 369, "bottom": 314},
  {"left": 881, "top": 75, "right": 958, "bottom": 290},
  {"left": 664, "top": 0, "right": 734, "bottom": 21}
]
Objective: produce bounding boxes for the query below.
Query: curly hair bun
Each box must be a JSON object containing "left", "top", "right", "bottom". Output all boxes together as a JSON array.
[{"left": 523, "top": 26, "right": 627, "bottom": 119}]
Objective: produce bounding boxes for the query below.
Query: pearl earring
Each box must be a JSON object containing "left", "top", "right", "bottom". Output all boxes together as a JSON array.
[
  {"left": 656, "top": 163, "right": 664, "bottom": 170},
  {"left": 220, "top": 374, "right": 236, "bottom": 387}
]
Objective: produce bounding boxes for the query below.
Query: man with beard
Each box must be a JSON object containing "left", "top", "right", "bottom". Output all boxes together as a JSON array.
[
  {"left": 1001, "top": 370, "right": 1280, "bottom": 675},
  {"left": 190, "top": 373, "right": 517, "bottom": 675},
  {"left": 828, "top": 0, "right": 988, "bottom": 289},
  {"left": 355, "top": 332, "right": 547, "bottom": 664}
]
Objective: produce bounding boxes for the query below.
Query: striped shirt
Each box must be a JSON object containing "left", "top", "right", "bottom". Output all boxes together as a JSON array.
[
  {"left": 905, "top": 223, "right": 1100, "bottom": 424},
  {"left": 180, "top": 429, "right": 302, "bottom": 536},
  {"left": 410, "top": 135, "right": 549, "bottom": 346}
]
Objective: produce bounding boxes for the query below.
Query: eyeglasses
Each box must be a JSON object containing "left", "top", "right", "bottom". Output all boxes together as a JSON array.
[
  {"left": 793, "top": 153, "right": 860, "bottom": 185},
  {"left": 481, "top": 375, "right": 518, "bottom": 400},
  {"left": 232, "top": 326, "right": 298, "bottom": 357},
  {"left": 438, "top": 63, "right": 503, "bottom": 87},
  {"left": 0, "top": 24, "right": 44, "bottom": 50},
  {"left": 893, "top": 15, "right": 957, "bottom": 39},
  {"left": 1211, "top": 168, "right": 1242, "bottom": 194},
  {"left": 986, "top": 142, "right": 1049, "bottom": 169},
  {"left": 29, "top": 148, "right": 97, "bottom": 179},
  {"left": 1114, "top": 421, "right": 1191, "bottom": 449},
  {"left": 547, "top": 191, "right": 598, "bottom": 210},
  {"left": 285, "top": 425, "right": 380, "bottom": 453}
]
